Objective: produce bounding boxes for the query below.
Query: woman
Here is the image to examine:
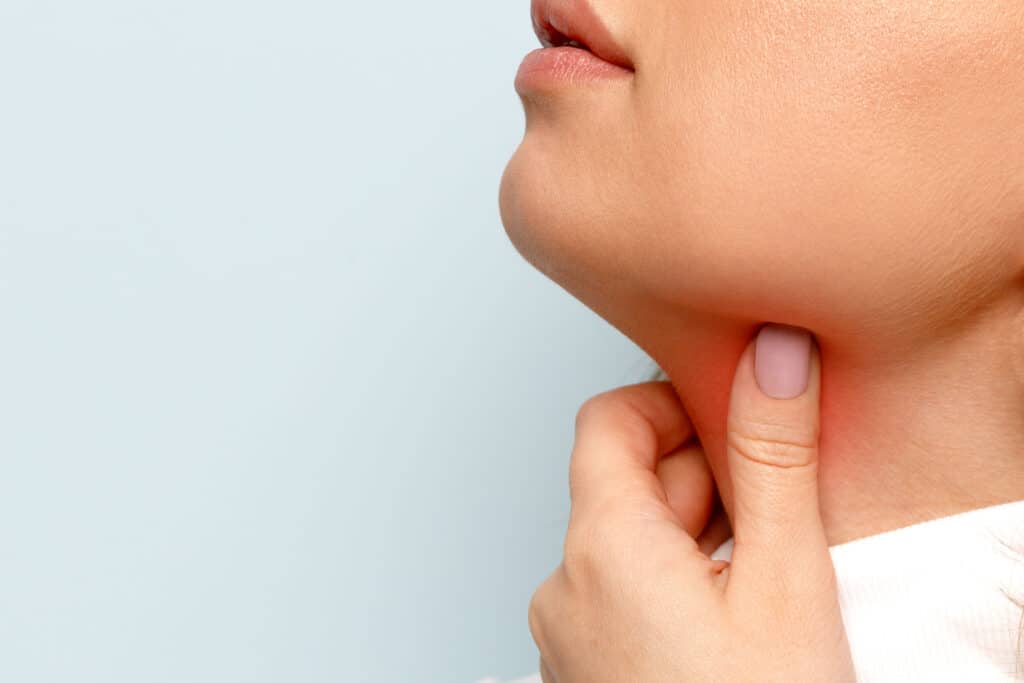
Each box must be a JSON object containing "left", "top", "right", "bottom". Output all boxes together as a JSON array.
[{"left": 480, "top": 0, "right": 1024, "bottom": 680}]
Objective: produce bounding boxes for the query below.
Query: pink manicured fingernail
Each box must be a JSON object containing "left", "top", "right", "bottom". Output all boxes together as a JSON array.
[{"left": 754, "top": 324, "right": 812, "bottom": 399}]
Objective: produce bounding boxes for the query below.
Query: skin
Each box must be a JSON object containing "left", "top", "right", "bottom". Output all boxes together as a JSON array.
[{"left": 499, "top": 0, "right": 1024, "bottom": 548}]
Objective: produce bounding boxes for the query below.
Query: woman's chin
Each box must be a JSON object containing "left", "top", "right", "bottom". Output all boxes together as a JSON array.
[{"left": 498, "top": 141, "right": 603, "bottom": 286}]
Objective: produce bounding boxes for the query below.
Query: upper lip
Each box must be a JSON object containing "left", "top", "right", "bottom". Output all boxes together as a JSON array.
[{"left": 530, "top": 0, "right": 634, "bottom": 71}]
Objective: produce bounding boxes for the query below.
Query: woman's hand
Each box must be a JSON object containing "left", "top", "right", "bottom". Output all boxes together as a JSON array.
[{"left": 530, "top": 325, "right": 856, "bottom": 682}]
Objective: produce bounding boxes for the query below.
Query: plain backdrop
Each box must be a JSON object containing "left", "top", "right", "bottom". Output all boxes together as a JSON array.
[{"left": 0, "top": 2, "right": 657, "bottom": 682}]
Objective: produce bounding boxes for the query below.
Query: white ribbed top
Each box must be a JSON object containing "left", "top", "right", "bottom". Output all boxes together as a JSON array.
[{"left": 476, "top": 499, "right": 1024, "bottom": 683}]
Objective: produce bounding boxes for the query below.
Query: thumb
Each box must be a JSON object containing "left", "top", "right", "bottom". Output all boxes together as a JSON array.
[{"left": 724, "top": 323, "right": 830, "bottom": 586}]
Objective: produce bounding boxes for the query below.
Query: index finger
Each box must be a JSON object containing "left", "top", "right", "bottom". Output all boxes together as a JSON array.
[{"left": 567, "top": 380, "right": 696, "bottom": 515}]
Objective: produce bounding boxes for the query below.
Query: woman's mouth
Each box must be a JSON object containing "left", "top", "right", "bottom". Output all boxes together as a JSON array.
[{"left": 515, "top": 0, "right": 634, "bottom": 94}]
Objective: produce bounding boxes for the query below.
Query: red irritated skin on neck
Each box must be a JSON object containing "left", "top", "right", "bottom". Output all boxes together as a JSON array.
[
  {"left": 649, "top": 303, "right": 1024, "bottom": 549},
  {"left": 657, "top": 328, "right": 871, "bottom": 548}
]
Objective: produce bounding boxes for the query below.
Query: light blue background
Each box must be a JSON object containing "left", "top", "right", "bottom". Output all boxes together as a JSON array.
[{"left": 0, "top": 2, "right": 655, "bottom": 682}]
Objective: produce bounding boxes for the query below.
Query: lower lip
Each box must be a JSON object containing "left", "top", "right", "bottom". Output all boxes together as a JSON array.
[{"left": 514, "top": 46, "right": 633, "bottom": 94}]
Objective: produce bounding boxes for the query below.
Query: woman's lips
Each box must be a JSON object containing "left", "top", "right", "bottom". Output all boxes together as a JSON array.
[
  {"left": 515, "top": 45, "right": 632, "bottom": 93},
  {"left": 515, "top": 0, "right": 634, "bottom": 94}
]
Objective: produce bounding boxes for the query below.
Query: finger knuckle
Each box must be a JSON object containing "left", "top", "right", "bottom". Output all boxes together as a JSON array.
[
  {"left": 574, "top": 391, "right": 654, "bottom": 449},
  {"left": 528, "top": 570, "right": 567, "bottom": 649},
  {"left": 574, "top": 391, "right": 624, "bottom": 432},
  {"left": 727, "top": 418, "right": 818, "bottom": 469},
  {"left": 527, "top": 579, "right": 551, "bottom": 646}
]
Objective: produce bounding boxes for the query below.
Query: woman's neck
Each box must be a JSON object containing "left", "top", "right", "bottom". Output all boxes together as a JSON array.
[{"left": 653, "top": 294, "right": 1024, "bottom": 547}]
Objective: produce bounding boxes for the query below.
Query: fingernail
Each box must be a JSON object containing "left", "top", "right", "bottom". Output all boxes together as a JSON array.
[{"left": 754, "top": 324, "right": 812, "bottom": 399}]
